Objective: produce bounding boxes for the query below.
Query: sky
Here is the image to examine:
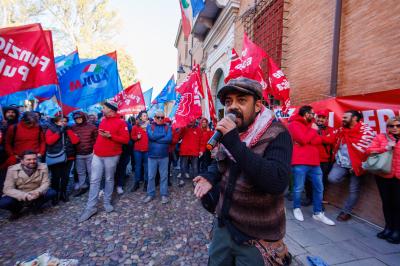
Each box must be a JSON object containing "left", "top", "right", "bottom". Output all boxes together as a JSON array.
[{"left": 111, "top": 1, "right": 181, "bottom": 99}]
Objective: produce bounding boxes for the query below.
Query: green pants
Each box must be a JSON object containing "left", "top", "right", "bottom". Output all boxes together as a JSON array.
[{"left": 208, "top": 223, "right": 264, "bottom": 266}]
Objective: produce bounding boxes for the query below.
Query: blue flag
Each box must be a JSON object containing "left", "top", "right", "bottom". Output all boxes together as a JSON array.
[
  {"left": 191, "top": 0, "right": 205, "bottom": 18},
  {"left": 169, "top": 94, "right": 181, "bottom": 118},
  {"left": 152, "top": 76, "right": 176, "bottom": 104},
  {"left": 55, "top": 50, "right": 80, "bottom": 80},
  {"left": 0, "top": 84, "right": 57, "bottom": 106},
  {"left": 143, "top": 88, "right": 153, "bottom": 110},
  {"left": 37, "top": 98, "right": 61, "bottom": 117},
  {"left": 148, "top": 103, "right": 165, "bottom": 118},
  {"left": 58, "top": 52, "right": 123, "bottom": 111}
]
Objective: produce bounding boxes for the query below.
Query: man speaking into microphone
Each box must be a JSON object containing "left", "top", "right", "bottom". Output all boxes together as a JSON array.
[{"left": 194, "top": 77, "right": 293, "bottom": 265}]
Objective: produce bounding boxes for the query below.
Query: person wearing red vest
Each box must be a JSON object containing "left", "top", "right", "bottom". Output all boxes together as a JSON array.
[
  {"left": 131, "top": 111, "right": 150, "bottom": 192},
  {"left": 199, "top": 118, "right": 214, "bottom": 173},
  {"left": 288, "top": 106, "right": 335, "bottom": 225},
  {"left": 79, "top": 100, "right": 130, "bottom": 222},
  {"left": 328, "top": 110, "right": 375, "bottom": 222},
  {"left": 177, "top": 119, "right": 202, "bottom": 187}
]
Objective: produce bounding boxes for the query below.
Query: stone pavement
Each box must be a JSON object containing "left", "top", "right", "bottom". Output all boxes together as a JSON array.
[{"left": 0, "top": 182, "right": 399, "bottom": 265}]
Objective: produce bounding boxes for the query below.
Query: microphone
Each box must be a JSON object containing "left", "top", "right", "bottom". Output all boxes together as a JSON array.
[{"left": 206, "top": 113, "right": 236, "bottom": 150}]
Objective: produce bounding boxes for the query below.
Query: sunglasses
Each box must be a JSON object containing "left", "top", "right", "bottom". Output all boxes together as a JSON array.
[
  {"left": 388, "top": 124, "right": 400, "bottom": 129},
  {"left": 155, "top": 116, "right": 164, "bottom": 120}
]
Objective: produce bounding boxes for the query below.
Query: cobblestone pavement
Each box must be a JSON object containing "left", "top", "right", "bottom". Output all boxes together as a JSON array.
[{"left": 1, "top": 179, "right": 400, "bottom": 265}]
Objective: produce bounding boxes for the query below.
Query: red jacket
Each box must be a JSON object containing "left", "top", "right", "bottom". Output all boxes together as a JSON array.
[
  {"left": 45, "top": 129, "right": 80, "bottom": 160},
  {"left": 200, "top": 127, "right": 214, "bottom": 153},
  {"left": 5, "top": 123, "right": 46, "bottom": 158},
  {"left": 169, "top": 128, "right": 181, "bottom": 153},
  {"left": 179, "top": 126, "right": 202, "bottom": 156},
  {"left": 93, "top": 116, "right": 130, "bottom": 157},
  {"left": 288, "top": 114, "right": 322, "bottom": 166},
  {"left": 131, "top": 125, "right": 149, "bottom": 152},
  {"left": 317, "top": 126, "right": 336, "bottom": 163},
  {"left": 367, "top": 133, "right": 400, "bottom": 179}
]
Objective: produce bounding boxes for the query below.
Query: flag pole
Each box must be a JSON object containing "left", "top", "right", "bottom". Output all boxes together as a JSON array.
[{"left": 56, "top": 85, "right": 65, "bottom": 119}]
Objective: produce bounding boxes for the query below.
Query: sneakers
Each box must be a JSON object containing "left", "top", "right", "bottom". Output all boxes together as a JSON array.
[
  {"left": 184, "top": 173, "right": 191, "bottom": 179},
  {"left": 178, "top": 180, "right": 185, "bottom": 187},
  {"left": 98, "top": 190, "right": 104, "bottom": 198},
  {"left": 313, "top": 212, "right": 335, "bottom": 226},
  {"left": 161, "top": 196, "right": 169, "bottom": 204},
  {"left": 78, "top": 208, "right": 97, "bottom": 223},
  {"left": 293, "top": 208, "right": 304, "bottom": 221},
  {"left": 104, "top": 204, "right": 114, "bottom": 213},
  {"left": 143, "top": 196, "right": 154, "bottom": 203},
  {"left": 117, "top": 186, "right": 124, "bottom": 195}
]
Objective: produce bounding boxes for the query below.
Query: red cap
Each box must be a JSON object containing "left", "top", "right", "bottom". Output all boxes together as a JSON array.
[
  {"left": 164, "top": 117, "right": 171, "bottom": 123},
  {"left": 316, "top": 110, "right": 329, "bottom": 117}
]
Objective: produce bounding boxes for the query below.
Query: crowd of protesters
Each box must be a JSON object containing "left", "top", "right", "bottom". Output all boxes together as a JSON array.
[
  {"left": 0, "top": 101, "right": 217, "bottom": 223},
  {"left": 0, "top": 98, "right": 399, "bottom": 246}
]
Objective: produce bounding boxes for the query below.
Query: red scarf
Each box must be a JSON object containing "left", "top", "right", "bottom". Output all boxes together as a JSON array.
[{"left": 336, "top": 122, "right": 375, "bottom": 176}]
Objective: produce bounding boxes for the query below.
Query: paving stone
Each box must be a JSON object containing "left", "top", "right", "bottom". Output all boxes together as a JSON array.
[
  {"left": 284, "top": 236, "right": 308, "bottom": 256},
  {"left": 358, "top": 236, "right": 400, "bottom": 254},
  {"left": 305, "top": 243, "right": 357, "bottom": 265},
  {"left": 376, "top": 252, "right": 400, "bottom": 266},
  {"left": 335, "top": 258, "right": 387, "bottom": 266},
  {"left": 288, "top": 229, "right": 331, "bottom": 247},
  {"left": 316, "top": 224, "right": 364, "bottom": 242}
]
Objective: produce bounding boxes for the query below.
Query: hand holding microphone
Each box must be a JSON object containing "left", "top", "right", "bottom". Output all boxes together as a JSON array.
[{"left": 206, "top": 113, "right": 237, "bottom": 150}]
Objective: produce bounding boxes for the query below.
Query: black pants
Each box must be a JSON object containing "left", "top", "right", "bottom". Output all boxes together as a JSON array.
[
  {"left": 0, "top": 189, "right": 57, "bottom": 214},
  {"left": 199, "top": 150, "right": 212, "bottom": 173},
  {"left": 115, "top": 150, "right": 130, "bottom": 187},
  {"left": 49, "top": 160, "right": 73, "bottom": 194},
  {"left": 375, "top": 176, "right": 400, "bottom": 230}
]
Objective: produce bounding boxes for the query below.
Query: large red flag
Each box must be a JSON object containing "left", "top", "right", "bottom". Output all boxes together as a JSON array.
[
  {"left": 267, "top": 57, "right": 291, "bottom": 113},
  {"left": 175, "top": 68, "right": 202, "bottom": 128},
  {"left": 204, "top": 72, "right": 217, "bottom": 127},
  {"left": 0, "top": 23, "right": 58, "bottom": 96},
  {"left": 114, "top": 82, "right": 146, "bottom": 115}
]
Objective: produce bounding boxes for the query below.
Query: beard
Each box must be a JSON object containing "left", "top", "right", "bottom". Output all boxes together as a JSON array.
[
  {"left": 342, "top": 120, "right": 350, "bottom": 128},
  {"left": 228, "top": 108, "right": 257, "bottom": 133}
]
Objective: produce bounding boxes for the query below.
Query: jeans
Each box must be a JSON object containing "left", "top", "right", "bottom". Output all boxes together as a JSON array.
[
  {"left": 199, "top": 150, "right": 212, "bottom": 173},
  {"left": 180, "top": 156, "right": 199, "bottom": 179},
  {"left": 86, "top": 155, "right": 120, "bottom": 210},
  {"left": 75, "top": 154, "right": 93, "bottom": 189},
  {"left": 49, "top": 160, "right": 74, "bottom": 194},
  {"left": 147, "top": 157, "right": 168, "bottom": 197},
  {"left": 375, "top": 176, "right": 400, "bottom": 230},
  {"left": 0, "top": 188, "right": 57, "bottom": 213},
  {"left": 328, "top": 162, "right": 361, "bottom": 213},
  {"left": 292, "top": 165, "right": 324, "bottom": 213},
  {"left": 134, "top": 151, "right": 148, "bottom": 183}
]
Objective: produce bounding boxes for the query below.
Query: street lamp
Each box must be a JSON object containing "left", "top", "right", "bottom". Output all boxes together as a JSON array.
[{"left": 177, "top": 64, "right": 192, "bottom": 74}]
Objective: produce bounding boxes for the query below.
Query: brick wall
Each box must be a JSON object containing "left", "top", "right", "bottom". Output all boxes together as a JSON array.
[
  {"left": 283, "top": 0, "right": 335, "bottom": 106},
  {"left": 337, "top": 1, "right": 400, "bottom": 96}
]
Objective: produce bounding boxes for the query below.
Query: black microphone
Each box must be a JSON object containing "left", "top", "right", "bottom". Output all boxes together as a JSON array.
[{"left": 206, "top": 113, "right": 236, "bottom": 150}]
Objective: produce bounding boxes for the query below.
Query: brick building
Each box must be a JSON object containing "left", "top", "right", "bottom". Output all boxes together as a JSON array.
[{"left": 175, "top": 0, "right": 400, "bottom": 226}]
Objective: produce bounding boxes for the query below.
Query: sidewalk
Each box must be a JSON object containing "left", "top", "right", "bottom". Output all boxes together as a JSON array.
[{"left": 286, "top": 202, "right": 400, "bottom": 266}]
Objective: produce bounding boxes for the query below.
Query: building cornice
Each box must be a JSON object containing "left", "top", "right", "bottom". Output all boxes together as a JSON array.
[{"left": 174, "top": 20, "right": 183, "bottom": 48}]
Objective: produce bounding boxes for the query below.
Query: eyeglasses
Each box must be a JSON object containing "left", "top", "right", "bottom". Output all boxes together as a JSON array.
[
  {"left": 155, "top": 116, "right": 164, "bottom": 120},
  {"left": 388, "top": 124, "right": 400, "bottom": 129}
]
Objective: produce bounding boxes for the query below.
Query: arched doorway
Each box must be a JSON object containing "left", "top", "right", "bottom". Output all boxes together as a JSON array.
[{"left": 211, "top": 68, "right": 225, "bottom": 120}]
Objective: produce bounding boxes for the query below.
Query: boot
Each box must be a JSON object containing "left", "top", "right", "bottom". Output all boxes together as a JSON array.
[
  {"left": 377, "top": 226, "right": 393, "bottom": 239},
  {"left": 386, "top": 230, "right": 400, "bottom": 244},
  {"left": 52, "top": 192, "right": 60, "bottom": 206},
  {"left": 60, "top": 191, "right": 69, "bottom": 203},
  {"left": 131, "top": 182, "right": 140, "bottom": 192},
  {"left": 143, "top": 181, "right": 147, "bottom": 192}
]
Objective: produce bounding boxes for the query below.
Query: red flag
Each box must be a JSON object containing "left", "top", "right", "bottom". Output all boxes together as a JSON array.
[
  {"left": 224, "top": 47, "right": 268, "bottom": 101},
  {"left": 0, "top": 23, "right": 58, "bottom": 96},
  {"left": 267, "top": 56, "right": 291, "bottom": 113},
  {"left": 114, "top": 82, "right": 146, "bottom": 115},
  {"left": 175, "top": 68, "right": 202, "bottom": 128},
  {"left": 204, "top": 73, "right": 217, "bottom": 127}
]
